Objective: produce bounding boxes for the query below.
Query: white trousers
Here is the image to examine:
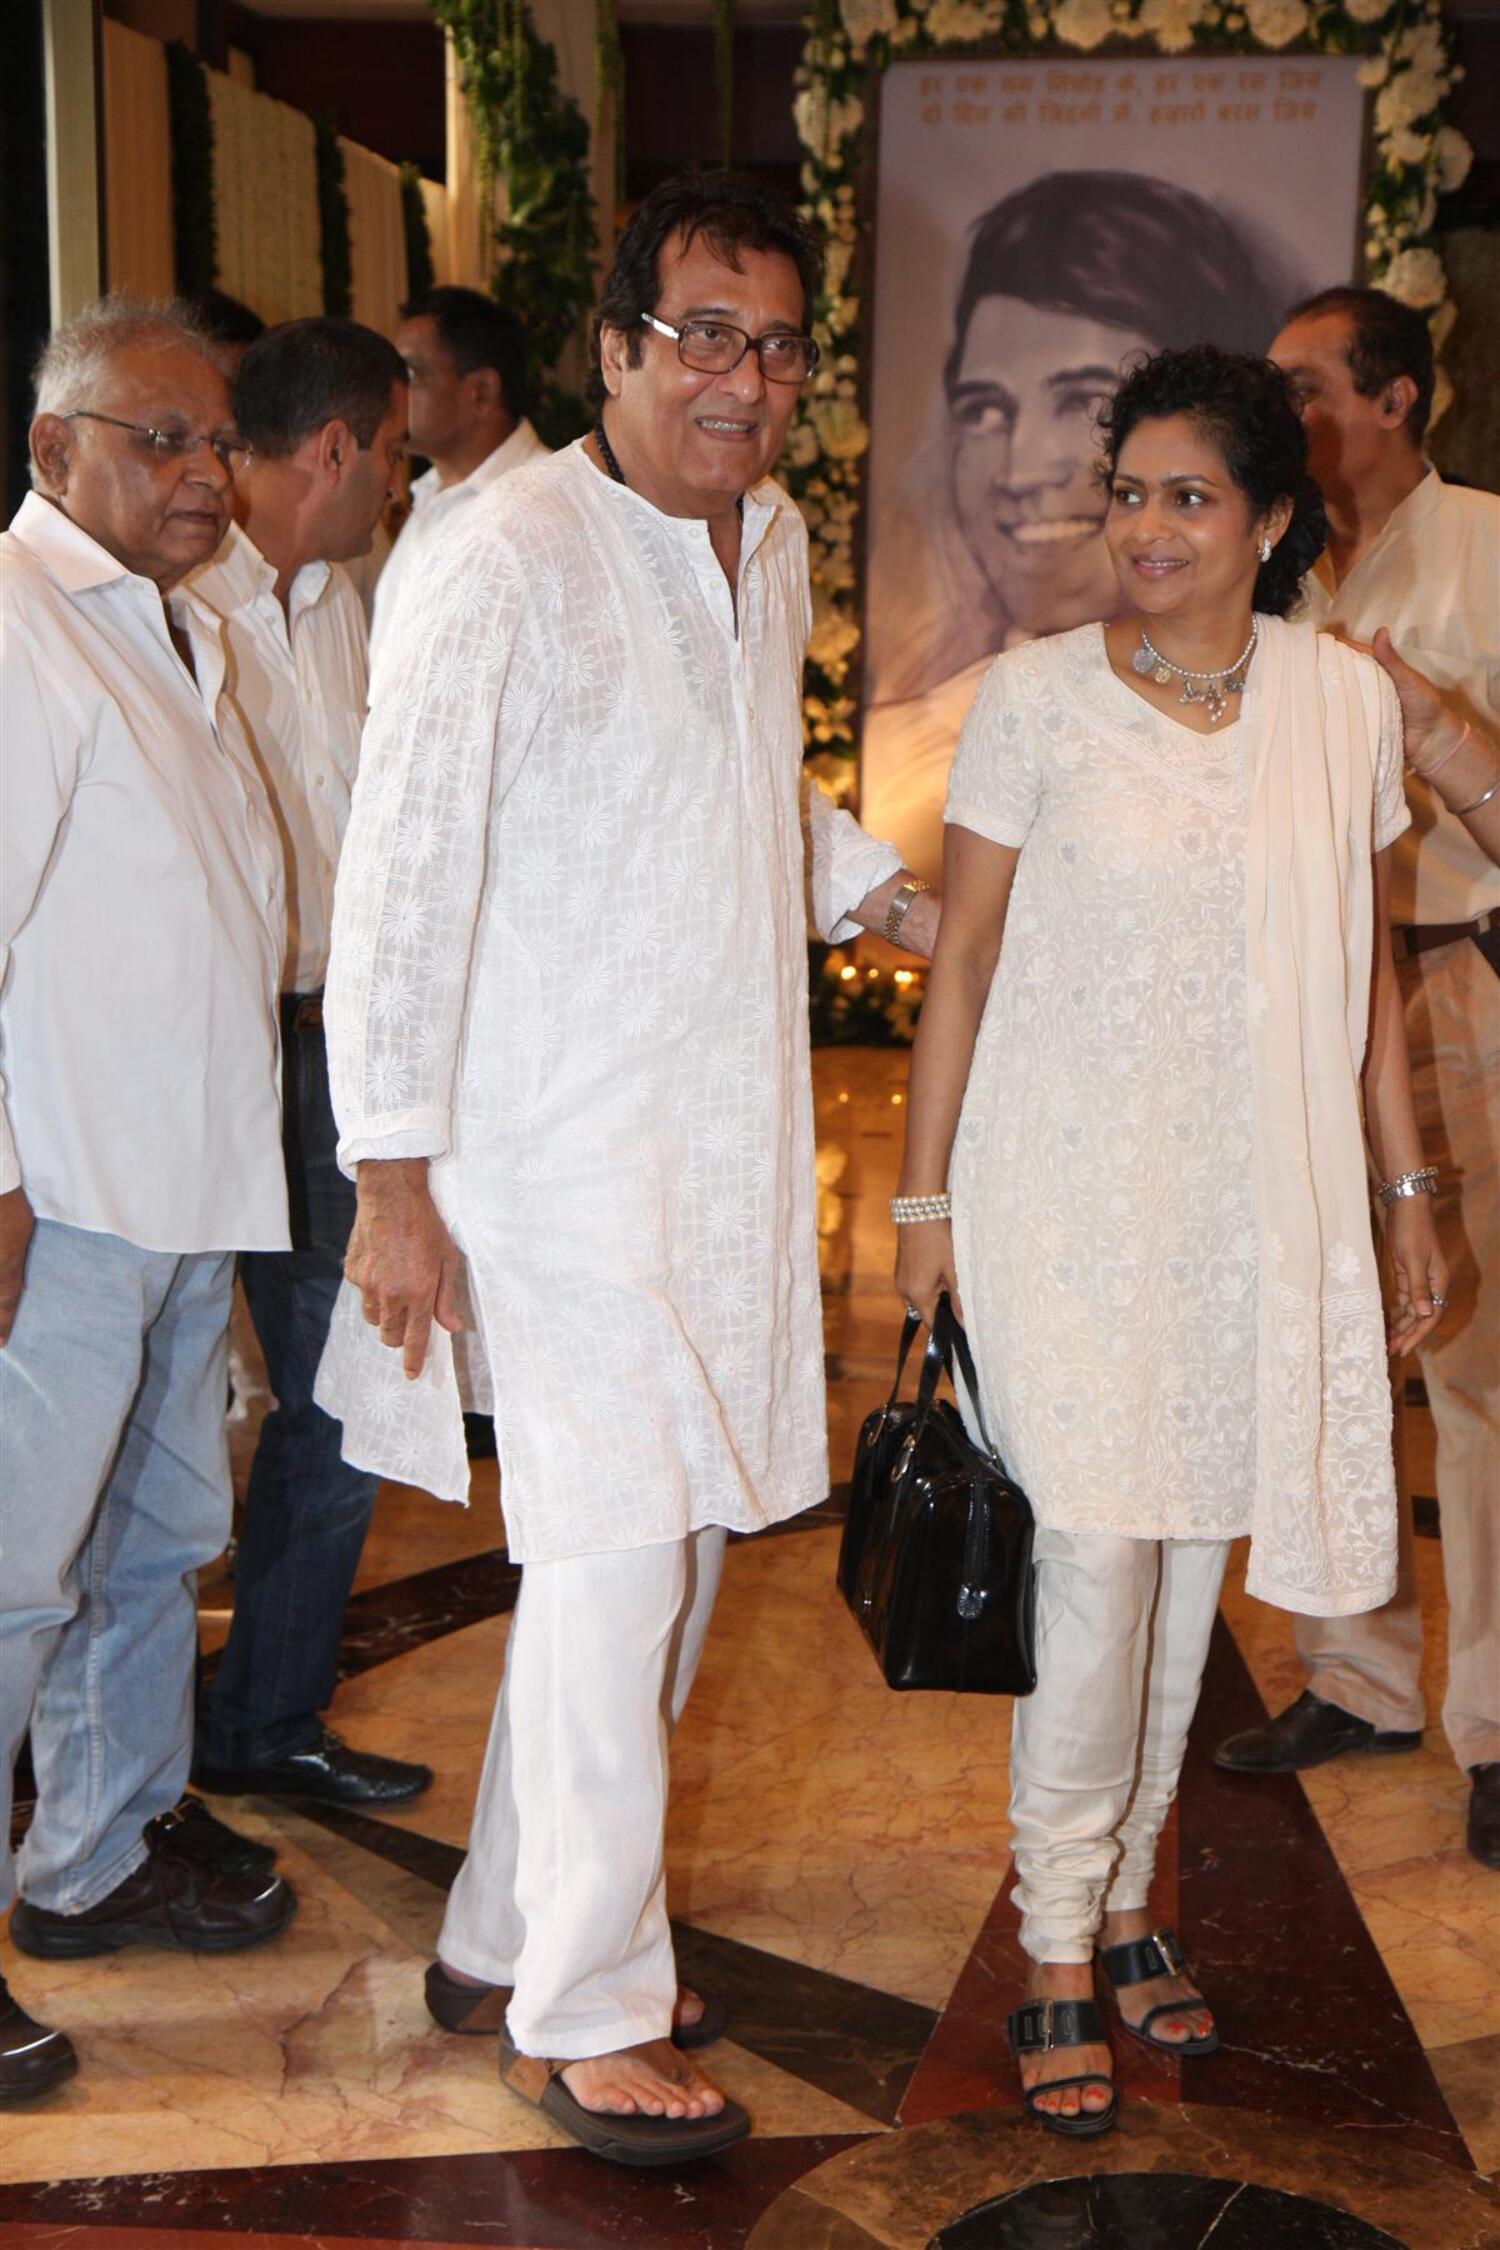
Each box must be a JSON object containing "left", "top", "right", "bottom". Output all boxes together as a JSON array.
[
  {"left": 1298, "top": 938, "right": 1499, "bottom": 1770},
  {"left": 439, "top": 1526, "right": 726, "bottom": 2060},
  {"left": 1010, "top": 1528, "right": 1229, "bottom": 1964}
]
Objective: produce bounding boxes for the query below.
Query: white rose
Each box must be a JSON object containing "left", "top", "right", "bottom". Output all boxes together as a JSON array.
[
  {"left": 793, "top": 82, "right": 828, "bottom": 152},
  {"left": 1141, "top": 0, "right": 1204, "bottom": 51},
  {"left": 1434, "top": 124, "right": 1473, "bottom": 192},
  {"left": 1244, "top": 0, "right": 1308, "bottom": 48},
  {"left": 1357, "top": 54, "right": 1388, "bottom": 87},
  {"left": 1376, "top": 64, "right": 1442, "bottom": 134},
  {"left": 811, "top": 397, "right": 870, "bottom": 461},
  {"left": 841, "top": 0, "right": 899, "bottom": 48},
  {"left": 1395, "top": 18, "right": 1444, "bottom": 70},
  {"left": 784, "top": 420, "right": 821, "bottom": 469},
  {"left": 1380, "top": 244, "right": 1446, "bottom": 309},
  {"left": 1341, "top": 0, "right": 1388, "bottom": 18},
  {"left": 927, "top": 0, "right": 998, "bottom": 40},
  {"left": 1053, "top": 0, "right": 1115, "bottom": 46},
  {"left": 808, "top": 604, "right": 861, "bottom": 669},
  {"left": 824, "top": 238, "right": 854, "bottom": 299}
]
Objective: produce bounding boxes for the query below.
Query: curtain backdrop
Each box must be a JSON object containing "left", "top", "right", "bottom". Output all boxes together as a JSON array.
[
  {"left": 421, "top": 176, "right": 453, "bottom": 289},
  {"left": 103, "top": 19, "right": 175, "bottom": 299},
  {"left": 340, "top": 137, "right": 408, "bottom": 334},
  {"left": 206, "top": 68, "right": 322, "bottom": 324},
  {"left": 100, "top": 25, "right": 454, "bottom": 336}
]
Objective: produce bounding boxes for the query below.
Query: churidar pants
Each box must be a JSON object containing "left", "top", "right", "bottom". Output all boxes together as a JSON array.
[{"left": 1010, "top": 1527, "right": 1229, "bottom": 1965}]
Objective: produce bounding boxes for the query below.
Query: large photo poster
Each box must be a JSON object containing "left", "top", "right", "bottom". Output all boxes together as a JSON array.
[{"left": 860, "top": 54, "right": 1369, "bottom": 876}]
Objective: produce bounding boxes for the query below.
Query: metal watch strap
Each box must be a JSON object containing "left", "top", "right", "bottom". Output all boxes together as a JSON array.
[{"left": 883, "top": 877, "right": 930, "bottom": 948}]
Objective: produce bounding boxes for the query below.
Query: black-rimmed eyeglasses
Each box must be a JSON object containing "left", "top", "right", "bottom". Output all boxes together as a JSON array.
[
  {"left": 63, "top": 411, "right": 253, "bottom": 469},
  {"left": 641, "top": 314, "right": 820, "bottom": 385}
]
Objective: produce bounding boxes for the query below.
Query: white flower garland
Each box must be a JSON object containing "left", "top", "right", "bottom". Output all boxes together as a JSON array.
[{"left": 786, "top": 0, "right": 1471, "bottom": 780}]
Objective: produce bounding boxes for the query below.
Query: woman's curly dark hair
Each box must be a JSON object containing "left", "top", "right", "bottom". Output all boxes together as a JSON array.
[{"left": 1097, "top": 344, "right": 1327, "bottom": 617}]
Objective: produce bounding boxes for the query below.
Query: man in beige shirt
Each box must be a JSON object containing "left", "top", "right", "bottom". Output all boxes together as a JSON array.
[{"left": 1215, "top": 287, "right": 1500, "bottom": 1872}]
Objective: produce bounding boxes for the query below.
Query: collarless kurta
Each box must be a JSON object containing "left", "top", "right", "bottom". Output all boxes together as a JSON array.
[{"left": 317, "top": 444, "right": 900, "bottom": 1557}]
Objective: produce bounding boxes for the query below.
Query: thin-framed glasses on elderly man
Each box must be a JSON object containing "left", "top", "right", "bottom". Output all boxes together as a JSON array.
[
  {"left": 62, "top": 411, "right": 253, "bottom": 469},
  {"left": 640, "top": 313, "right": 820, "bottom": 384}
]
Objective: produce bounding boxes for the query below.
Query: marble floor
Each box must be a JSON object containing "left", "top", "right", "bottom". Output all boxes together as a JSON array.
[{"left": 2, "top": 1049, "right": 1496, "bottom": 2248}]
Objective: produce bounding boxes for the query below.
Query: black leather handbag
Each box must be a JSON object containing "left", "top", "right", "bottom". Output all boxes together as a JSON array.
[{"left": 839, "top": 1295, "right": 1037, "bottom": 1695}]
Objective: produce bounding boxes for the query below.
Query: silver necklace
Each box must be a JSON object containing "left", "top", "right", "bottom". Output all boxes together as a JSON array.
[{"left": 1132, "top": 618, "right": 1258, "bottom": 723}]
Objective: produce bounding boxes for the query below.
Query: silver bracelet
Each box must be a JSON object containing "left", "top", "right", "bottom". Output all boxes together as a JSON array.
[
  {"left": 890, "top": 1192, "right": 951, "bottom": 1224},
  {"left": 1453, "top": 774, "right": 1500, "bottom": 818},
  {"left": 1376, "top": 1167, "right": 1438, "bottom": 1206},
  {"left": 883, "top": 877, "right": 931, "bottom": 949}
]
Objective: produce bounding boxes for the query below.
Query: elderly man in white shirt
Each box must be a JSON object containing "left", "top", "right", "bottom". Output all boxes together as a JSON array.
[
  {"left": 0, "top": 298, "right": 296, "bottom": 2102},
  {"left": 181, "top": 318, "right": 433, "bottom": 1815},
  {"left": 1216, "top": 286, "right": 1500, "bottom": 1873},
  {"left": 369, "top": 286, "right": 547, "bottom": 666},
  {"left": 316, "top": 175, "right": 938, "bottom": 2163}
]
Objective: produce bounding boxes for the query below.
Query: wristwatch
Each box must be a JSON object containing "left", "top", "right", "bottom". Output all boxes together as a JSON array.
[{"left": 883, "top": 877, "right": 931, "bottom": 949}]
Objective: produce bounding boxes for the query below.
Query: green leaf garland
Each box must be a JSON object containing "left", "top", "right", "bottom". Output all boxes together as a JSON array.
[
  {"left": 431, "top": 0, "right": 599, "bottom": 446},
  {"left": 314, "top": 113, "right": 354, "bottom": 319},
  {"left": 165, "top": 41, "right": 217, "bottom": 295},
  {"left": 400, "top": 161, "right": 437, "bottom": 303}
]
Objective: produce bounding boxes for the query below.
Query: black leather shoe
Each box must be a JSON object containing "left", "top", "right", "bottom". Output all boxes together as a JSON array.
[
  {"left": 150, "top": 1795, "right": 278, "bottom": 1878},
  {"left": 193, "top": 1725, "right": 433, "bottom": 1807},
  {"left": 1214, "top": 1688, "right": 1422, "bottom": 1773},
  {"left": 8, "top": 1823, "right": 296, "bottom": 1959},
  {"left": 0, "top": 1977, "right": 78, "bottom": 2105},
  {"left": 1467, "top": 1763, "right": 1500, "bottom": 1870}
]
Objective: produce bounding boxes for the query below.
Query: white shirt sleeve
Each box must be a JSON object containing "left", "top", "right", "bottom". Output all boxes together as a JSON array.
[
  {"left": 802, "top": 778, "right": 905, "bottom": 944},
  {"left": 0, "top": 629, "right": 86, "bottom": 1194},
  {"left": 325, "top": 514, "right": 549, "bottom": 1173}
]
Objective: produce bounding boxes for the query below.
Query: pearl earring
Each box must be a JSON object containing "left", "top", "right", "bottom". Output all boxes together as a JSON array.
[{"left": 1259, "top": 537, "right": 1272, "bottom": 563}]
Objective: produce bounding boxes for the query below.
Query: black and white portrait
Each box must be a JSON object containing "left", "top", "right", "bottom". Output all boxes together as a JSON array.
[{"left": 860, "top": 56, "right": 1369, "bottom": 875}]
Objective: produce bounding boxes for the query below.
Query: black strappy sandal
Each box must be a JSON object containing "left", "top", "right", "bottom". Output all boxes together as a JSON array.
[
  {"left": 1097, "top": 1926, "right": 1219, "bottom": 2056},
  {"left": 1005, "top": 1997, "right": 1119, "bottom": 2138}
]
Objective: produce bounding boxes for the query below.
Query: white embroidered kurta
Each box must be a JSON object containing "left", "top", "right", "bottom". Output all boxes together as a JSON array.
[
  {"left": 316, "top": 442, "right": 901, "bottom": 1559},
  {"left": 945, "top": 622, "right": 1408, "bottom": 1604}
]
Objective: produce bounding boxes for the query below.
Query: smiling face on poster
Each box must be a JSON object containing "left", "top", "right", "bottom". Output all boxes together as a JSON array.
[{"left": 860, "top": 53, "right": 1368, "bottom": 878}]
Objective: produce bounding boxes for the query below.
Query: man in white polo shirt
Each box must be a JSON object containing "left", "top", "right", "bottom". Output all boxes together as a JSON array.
[
  {"left": 370, "top": 287, "right": 546, "bottom": 666},
  {"left": 185, "top": 318, "right": 433, "bottom": 1813},
  {"left": 1216, "top": 286, "right": 1500, "bottom": 1872},
  {"left": 0, "top": 298, "right": 295, "bottom": 2099}
]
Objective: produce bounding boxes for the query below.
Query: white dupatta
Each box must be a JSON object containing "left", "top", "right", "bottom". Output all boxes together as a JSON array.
[{"left": 1242, "top": 617, "right": 1399, "bottom": 1616}]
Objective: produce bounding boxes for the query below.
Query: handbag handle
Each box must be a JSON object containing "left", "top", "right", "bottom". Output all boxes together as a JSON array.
[
  {"left": 911, "top": 1293, "right": 998, "bottom": 1459},
  {"left": 882, "top": 1308, "right": 925, "bottom": 1412}
]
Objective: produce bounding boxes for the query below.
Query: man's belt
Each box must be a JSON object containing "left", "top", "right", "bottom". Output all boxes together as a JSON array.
[{"left": 1393, "top": 908, "right": 1500, "bottom": 963}]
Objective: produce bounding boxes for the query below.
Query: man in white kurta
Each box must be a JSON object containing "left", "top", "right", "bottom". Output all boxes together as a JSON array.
[
  {"left": 1215, "top": 285, "right": 1500, "bottom": 1871},
  {"left": 316, "top": 180, "right": 933, "bottom": 2153}
]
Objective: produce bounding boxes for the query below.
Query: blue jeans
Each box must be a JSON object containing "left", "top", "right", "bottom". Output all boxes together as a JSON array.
[
  {"left": 0, "top": 1222, "right": 234, "bottom": 1912},
  {"left": 196, "top": 1007, "right": 379, "bottom": 1768}
]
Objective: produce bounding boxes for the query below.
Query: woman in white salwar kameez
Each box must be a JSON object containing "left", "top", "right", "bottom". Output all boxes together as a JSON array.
[{"left": 895, "top": 348, "right": 1446, "bottom": 2138}]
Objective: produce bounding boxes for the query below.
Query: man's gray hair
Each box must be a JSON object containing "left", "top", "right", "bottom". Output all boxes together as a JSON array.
[{"left": 31, "top": 294, "right": 224, "bottom": 420}]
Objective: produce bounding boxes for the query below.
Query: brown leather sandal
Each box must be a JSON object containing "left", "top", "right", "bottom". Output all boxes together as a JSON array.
[
  {"left": 427, "top": 1961, "right": 727, "bottom": 2048},
  {"left": 498, "top": 2036, "right": 750, "bottom": 2167}
]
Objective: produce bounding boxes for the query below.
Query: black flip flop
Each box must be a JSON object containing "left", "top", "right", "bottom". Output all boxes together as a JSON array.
[
  {"left": 499, "top": 2037, "right": 750, "bottom": 2167},
  {"left": 426, "top": 1962, "right": 727, "bottom": 2049},
  {"left": 1097, "top": 1926, "right": 1220, "bottom": 2056},
  {"left": 1006, "top": 1998, "right": 1118, "bottom": 2139}
]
